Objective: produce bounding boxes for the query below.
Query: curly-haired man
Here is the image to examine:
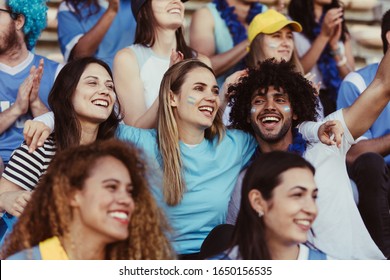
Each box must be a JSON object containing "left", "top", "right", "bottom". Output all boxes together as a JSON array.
[{"left": 226, "top": 58, "right": 390, "bottom": 259}]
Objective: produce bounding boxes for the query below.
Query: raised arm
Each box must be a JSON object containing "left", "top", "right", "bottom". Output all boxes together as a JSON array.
[
  {"left": 342, "top": 50, "right": 390, "bottom": 139},
  {"left": 65, "top": 0, "right": 120, "bottom": 60},
  {"left": 189, "top": 7, "right": 248, "bottom": 77},
  {"left": 113, "top": 48, "right": 158, "bottom": 128},
  {"left": 297, "top": 8, "right": 343, "bottom": 73},
  {"left": 346, "top": 135, "right": 390, "bottom": 164}
]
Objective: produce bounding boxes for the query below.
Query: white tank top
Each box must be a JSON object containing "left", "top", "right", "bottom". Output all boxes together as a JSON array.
[{"left": 129, "top": 44, "right": 170, "bottom": 108}]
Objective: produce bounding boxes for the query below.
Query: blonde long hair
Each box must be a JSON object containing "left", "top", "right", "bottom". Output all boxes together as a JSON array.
[
  {"left": 246, "top": 33, "right": 304, "bottom": 74},
  {"left": 157, "top": 59, "right": 225, "bottom": 206}
]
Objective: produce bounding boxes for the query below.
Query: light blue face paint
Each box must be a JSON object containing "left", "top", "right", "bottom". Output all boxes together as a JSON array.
[
  {"left": 268, "top": 42, "right": 279, "bottom": 49},
  {"left": 283, "top": 106, "right": 291, "bottom": 112},
  {"left": 250, "top": 107, "right": 256, "bottom": 114},
  {"left": 187, "top": 96, "right": 196, "bottom": 105}
]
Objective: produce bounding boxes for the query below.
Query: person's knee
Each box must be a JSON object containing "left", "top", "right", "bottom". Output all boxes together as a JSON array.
[
  {"left": 353, "top": 152, "right": 387, "bottom": 175},
  {"left": 352, "top": 152, "right": 389, "bottom": 193}
]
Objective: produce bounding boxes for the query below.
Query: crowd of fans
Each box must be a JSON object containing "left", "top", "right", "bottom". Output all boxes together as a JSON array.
[{"left": 0, "top": 0, "right": 389, "bottom": 260}]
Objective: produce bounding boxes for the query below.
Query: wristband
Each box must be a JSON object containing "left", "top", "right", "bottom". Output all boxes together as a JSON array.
[{"left": 330, "top": 46, "right": 342, "bottom": 56}]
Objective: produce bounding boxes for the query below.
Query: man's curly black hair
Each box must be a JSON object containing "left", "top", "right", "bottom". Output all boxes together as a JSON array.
[{"left": 229, "top": 59, "right": 318, "bottom": 135}]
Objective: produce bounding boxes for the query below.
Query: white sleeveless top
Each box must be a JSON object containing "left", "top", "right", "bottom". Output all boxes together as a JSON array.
[{"left": 129, "top": 44, "right": 170, "bottom": 108}]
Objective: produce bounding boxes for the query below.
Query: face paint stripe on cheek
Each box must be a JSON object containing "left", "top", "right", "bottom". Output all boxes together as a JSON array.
[
  {"left": 187, "top": 96, "right": 196, "bottom": 105},
  {"left": 251, "top": 107, "right": 256, "bottom": 114},
  {"left": 268, "top": 42, "right": 280, "bottom": 49},
  {"left": 283, "top": 106, "right": 291, "bottom": 112}
]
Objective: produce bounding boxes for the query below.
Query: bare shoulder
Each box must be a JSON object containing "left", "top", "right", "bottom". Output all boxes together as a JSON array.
[
  {"left": 113, "top": 47, "right": 139, "bottom": 73},
  {"left": 191, "top": 6, "right": 214, "bottom": 28},
  {"left": 114, "top": 47, "right": 136, "bottom": 63}
]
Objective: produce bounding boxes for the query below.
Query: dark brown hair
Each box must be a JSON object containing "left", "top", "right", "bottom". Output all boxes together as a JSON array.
[
  {"left": 48, "top": 57, "right": 121, "bottom": 152},
  {"left": 229, "top": 59, "right": 318, "bottom": 134},
  {"left": 233, "top": 151, "right": 315, "bottom": 259},
  {"left": 288, "top": 0, "right": 348, "bottom": 42},
  {"left": 133, "top": 0, "right": 195, "bottom": 59}
]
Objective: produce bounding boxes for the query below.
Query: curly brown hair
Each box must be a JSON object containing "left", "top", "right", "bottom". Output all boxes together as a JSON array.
[
  {"left": 1, "top": 139, "right": 175, "bottom": 260},
  {"left": 228, "top": 59, "right": 318, "bottom": 135}
]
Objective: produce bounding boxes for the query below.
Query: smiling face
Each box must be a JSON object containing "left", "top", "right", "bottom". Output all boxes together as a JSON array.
[
  {"left": 262, "top": 27, "right": 294, "bottom": 62},
  {"left": 249, "top": 86, "right": 295, "bottom": 144},
  {"left": 72, "top": 63, "right": 116, "bottom": 125},
  {"left": 170, "top": 67, "right": 220, "bottom": 132},
  {"left": 152, "top": 0, "right": 184, "bottom": 29},
  {"left": 71, "top": 156, "right": 135, "bottom": 244},
  {"left": 252, "top": 167, "right": 318, "bottom": 246}
]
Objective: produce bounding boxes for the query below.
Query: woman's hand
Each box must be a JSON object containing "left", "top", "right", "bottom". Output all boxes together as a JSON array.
[
  {"left": 169, "top": 49, "right": 184, "bottom": 67},
  {"left": 304, "top": 72, "right": 321, "bottom": 96},
  {"left": 329, "top": 22, "right": 342, "bottom": 50},
  {"left": 23, "top": 120, "right": 51, "bottom": 153},
  {"left": 320, "top": 8, "right": 343, "bottom": 38},
  {"left": 0, "top": 190, "right": 32, "bottom": 217},
  {"left": 220, "top": 69, "right": 248, "bottom": 105}
]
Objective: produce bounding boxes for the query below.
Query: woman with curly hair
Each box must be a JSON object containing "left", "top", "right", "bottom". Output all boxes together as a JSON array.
[
  {"left": 1, "top": 139, "right": 174, "bottom": 259},
  {"left": 288, "top": 0, "right": 355, "bottom": 116}
]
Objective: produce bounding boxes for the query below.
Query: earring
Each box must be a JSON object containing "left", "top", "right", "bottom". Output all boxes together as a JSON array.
[{"left": 258, "top": 210, "right": 264, "bottom": 218}]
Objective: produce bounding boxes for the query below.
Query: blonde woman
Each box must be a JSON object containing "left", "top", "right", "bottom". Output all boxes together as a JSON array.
[{"left": 246, "top": 9, "right": 303, "bottom": 72}]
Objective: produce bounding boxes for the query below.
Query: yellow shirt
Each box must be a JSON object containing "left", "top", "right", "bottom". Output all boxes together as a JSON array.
[{"left": 39, "top": 236, "right": 69, "bottom": 260}]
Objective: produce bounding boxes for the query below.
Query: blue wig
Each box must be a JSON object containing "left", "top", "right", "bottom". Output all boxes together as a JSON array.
[{"left": 7, "top": 0, "right": 48, "bottom": 50}]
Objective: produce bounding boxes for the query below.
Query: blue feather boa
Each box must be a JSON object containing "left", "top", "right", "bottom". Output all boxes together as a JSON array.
[{"left": 213, "top": 0, "right": 265, "bottom": 69}]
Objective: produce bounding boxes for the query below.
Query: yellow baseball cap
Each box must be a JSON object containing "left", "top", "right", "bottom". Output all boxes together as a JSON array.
[{"left": 248, "top": 9, "right": 302, "bottom": 44}]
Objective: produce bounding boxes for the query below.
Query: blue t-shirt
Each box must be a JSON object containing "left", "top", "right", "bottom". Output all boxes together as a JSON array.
[
  {"left": 337, "top": 63, "right": 390, "bottom": 164},
  {"left": 0, "top": 53, "right": 60, "bottom": 164},
  {"left": 57, "top": 0, "right": 136, "bottom": 68},
  {"left": 116, "top": 125, "right": 257, "bottom": 254}
]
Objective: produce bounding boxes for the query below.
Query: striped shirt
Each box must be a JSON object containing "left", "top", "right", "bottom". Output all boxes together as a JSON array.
[{"left": 2, "top": 135, "right": 56, "bottom": 191}]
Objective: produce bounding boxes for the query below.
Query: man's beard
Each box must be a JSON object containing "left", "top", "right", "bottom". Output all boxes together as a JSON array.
[
  {"left": 252, "top": 118, "right": 292, "bottom": 144},
  {"left": 0, "top": 22, "right": 19, "bottom": 55}
]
